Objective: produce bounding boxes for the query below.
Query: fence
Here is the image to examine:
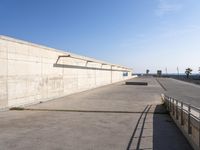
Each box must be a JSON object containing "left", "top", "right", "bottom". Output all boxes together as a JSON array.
[{"left": 162, "top": 94, "right": 200, "bottom": 150}]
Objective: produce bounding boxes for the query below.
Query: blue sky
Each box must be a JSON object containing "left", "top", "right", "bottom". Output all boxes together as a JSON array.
[{"left": 0, "top": 0, "right": 200, "bottom": 73}]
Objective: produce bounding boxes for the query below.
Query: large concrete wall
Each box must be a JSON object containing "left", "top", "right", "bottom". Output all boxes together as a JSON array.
[{"left": 0, "top": 36, "right": 133, "bottom": 109}]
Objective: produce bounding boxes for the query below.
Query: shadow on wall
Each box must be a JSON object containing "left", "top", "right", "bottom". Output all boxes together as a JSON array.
[{"left": 153, "top": 105, "right": 192, "bottom": 150}]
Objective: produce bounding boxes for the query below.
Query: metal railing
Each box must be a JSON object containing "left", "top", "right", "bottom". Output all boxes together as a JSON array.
[
  {"left": 55, "top": 55, "right": 132, "bottom": 72},
  {"left": 162, "top": 94, "right": 200, "bottom": 149}
]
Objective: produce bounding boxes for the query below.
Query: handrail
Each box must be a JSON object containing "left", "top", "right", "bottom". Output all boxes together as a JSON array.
[
  {"left": 163, "top": 94, "right": 200, "bottom": 112},
  {"left": 55, "top": 54, "right": 132, "bottom": 72}
]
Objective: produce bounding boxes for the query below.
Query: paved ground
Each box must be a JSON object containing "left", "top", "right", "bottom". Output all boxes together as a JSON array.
[
  {"left": 0, "top": 77, "right": 192, "bottom": 150},
  {"left": 157, "top": 77, "right": 200, "bottom": 107}
]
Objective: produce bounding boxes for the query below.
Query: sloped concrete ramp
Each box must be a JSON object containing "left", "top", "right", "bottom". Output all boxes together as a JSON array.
[{"left": 0, "top": 77, "right": 192, "bottom": 150}]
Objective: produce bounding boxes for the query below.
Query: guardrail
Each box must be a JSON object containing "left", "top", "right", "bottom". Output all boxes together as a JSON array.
[{"left": 161, "top": 94, "right": 200, "bottom": 150}]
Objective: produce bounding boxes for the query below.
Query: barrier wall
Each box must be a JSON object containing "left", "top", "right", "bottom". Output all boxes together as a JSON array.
[{"left": 0, "top": 36, "right": 132, "bottom": 109}]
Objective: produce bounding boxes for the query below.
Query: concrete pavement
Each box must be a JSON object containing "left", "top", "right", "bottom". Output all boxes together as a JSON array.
[
  {"left": 157, "top": 77, "right": 200, "bottom": 107},
  {"left": 26, "top": 77, "right": 163, "bottom": 112},
  {"left": 0, "top": 77, "right": 192, "bottom": 150}
]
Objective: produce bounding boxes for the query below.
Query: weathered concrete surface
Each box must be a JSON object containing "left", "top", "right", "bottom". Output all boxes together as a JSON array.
[
  {"left": 0, "top": 35, "right": 132, "bottom": 109},
  {"left": 0, "top": 77, "right": 192, "bottom": 150},
  {"left": 26, "top": 77, "right": 162, "bottom": 111},
  {"left": 157, "top": 78, "right": 200, "bottom": 107}
]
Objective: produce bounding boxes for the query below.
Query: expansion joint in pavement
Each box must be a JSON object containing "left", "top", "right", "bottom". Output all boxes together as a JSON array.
[{"left": 156, "top": 78, "right": 167, "bottom": 91}]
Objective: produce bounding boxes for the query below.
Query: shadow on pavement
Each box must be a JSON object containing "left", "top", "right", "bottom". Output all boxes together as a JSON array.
[{"left": 153, "top": 104, "right": 193, "bottom": 150}]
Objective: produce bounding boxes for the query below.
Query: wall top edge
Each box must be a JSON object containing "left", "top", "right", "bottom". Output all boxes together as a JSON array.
[{"left": 0, "top": 35, "right": 132, "bottom": 71}]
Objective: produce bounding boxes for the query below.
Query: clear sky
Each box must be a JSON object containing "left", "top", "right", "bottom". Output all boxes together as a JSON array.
[{"left": 0, "top": 0, "right": 200, "bottom": 73}]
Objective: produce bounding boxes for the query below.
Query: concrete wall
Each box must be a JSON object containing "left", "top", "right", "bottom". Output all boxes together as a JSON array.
[{"left": 0, "top": 36, "right": 133, "bottom": 109}]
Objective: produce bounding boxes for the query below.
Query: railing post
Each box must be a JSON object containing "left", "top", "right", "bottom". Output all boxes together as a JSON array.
[
  {"left": 188, "top": 105, "right": 191, "bottom": 134},
  {"left": 166, "top": 96, "right": 169, "bottom": 111},
  {"left": 169, "top": 98, "right": 171, "bottom": 112},
  {"left": 181, "top": 102, "right": 183, "bottom": 125},
  {"left": 176, "top": 100, "right": 178, "bottom": 120}
]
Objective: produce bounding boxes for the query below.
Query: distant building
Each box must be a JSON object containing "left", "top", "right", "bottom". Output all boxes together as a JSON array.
[
  {"left": 146, "top": 69, "right": 150, "bottom": 74},
  {"left": 157, "top": 70, "right": 162, "bottom": 77}
]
